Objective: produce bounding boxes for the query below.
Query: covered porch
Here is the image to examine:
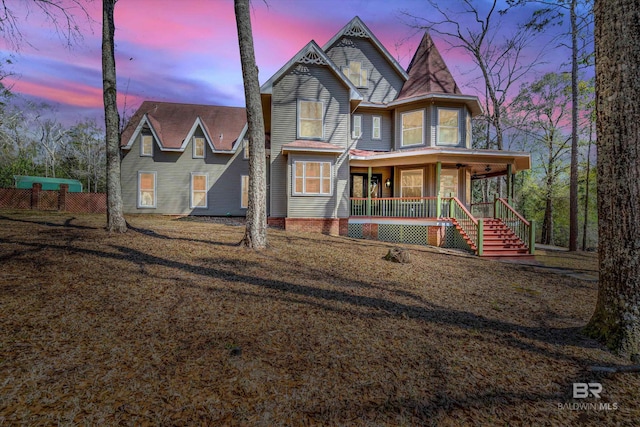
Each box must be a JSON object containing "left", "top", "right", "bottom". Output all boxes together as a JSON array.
[{"left": 348, "top": 147, "right": 534, "bottom": 256}]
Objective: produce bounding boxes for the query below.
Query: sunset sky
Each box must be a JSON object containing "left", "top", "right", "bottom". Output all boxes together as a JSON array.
[{"left": 1, "top": 0, "right": 565, "bottom": 126}]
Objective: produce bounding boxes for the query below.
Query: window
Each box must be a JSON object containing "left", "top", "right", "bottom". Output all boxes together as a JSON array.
[
  {"left": 437, "top": 108, "right": 460, "bottom": 145},
  {"left": 138, "top": 172, "right": 156, "bottom": 208},
  {"left": 401, "top": 110, "right": 424, "bottom": 146},
  {"left": 439, "top": 169, "right": 458, "bottom": 197},
  {"left": 193, "top": 136, "right": 205, "bottom": 158},
  {"left": 191, "top": 173, "right": 208, "bottom": 208},
  {"left": 372, "top": 116, "right": 381, "bottom": 140},
  {"left": 342, "top": 61, "right": 368, "bottom": 87},
  {"left": 400, "top": 169, "right": 423, "bottom": 198},
  {"left": 293, "top": 161, "right": 332, "bottom": 195},
  {"left": 141, "top": 135, "right": 153, "bottom": 156},
  {"left": 243, "top": 139, "right": 249, "bottom": 159},
  {"left": 352, "top": 115, "right": 362, "bottom": 139},
  {"left": 241, "top": 175, "right": 249, "bottom": 208},
  {"left": 298, "top": 100, "right": 323, "bottom": 139},
  {"left": 466, "top": 111, "right": 472, "bottom": 147}
]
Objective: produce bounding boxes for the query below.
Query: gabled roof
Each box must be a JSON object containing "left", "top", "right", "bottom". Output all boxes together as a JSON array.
[
  {"left": 322, "top": 16, "right": 408, "bottom": 81},
  {"left": 120, "top": 101, "right": 247, "bottom": 152},
  {"left": 261, "top": 40, "right": 363, "bottom": 103},
  {"left": 397, "top": 32, "right": 462, "bottom": 100}
]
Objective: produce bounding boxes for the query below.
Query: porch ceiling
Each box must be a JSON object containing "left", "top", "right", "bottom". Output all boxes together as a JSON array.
[{"left": 349, "top": 147, "right": 530, "bottom": 173}]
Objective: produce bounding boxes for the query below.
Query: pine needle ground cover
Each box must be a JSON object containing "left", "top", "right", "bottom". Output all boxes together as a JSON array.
[{"left": 0, "top": 210, "right": 637, "bottom": 425}]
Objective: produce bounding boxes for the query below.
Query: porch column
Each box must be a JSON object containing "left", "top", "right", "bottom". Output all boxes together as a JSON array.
[
  {"left": 367, "top": 166, "right": 372, "bottom": 217},
  {"left": 506, "top": 163, "right": 513, "bottom": 205},
  {"left": 436, "top": 161, "right": 442, "bottom": 218}
]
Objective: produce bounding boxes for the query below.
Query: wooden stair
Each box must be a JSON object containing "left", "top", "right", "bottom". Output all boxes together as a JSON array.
[
  {"left": 452, "top": 218, "right": 533, "bottom": 258},
  {"left": 481, "top": 218, "right": 531, "bottom": 257}
]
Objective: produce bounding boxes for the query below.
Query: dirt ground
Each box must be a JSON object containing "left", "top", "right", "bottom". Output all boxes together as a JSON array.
[{"left": 0, "top": 210, "right": 637, "bottom": 426}]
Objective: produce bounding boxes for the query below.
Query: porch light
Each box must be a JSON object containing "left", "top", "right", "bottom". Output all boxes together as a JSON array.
[{"left": 385, "top": 178, "right": 392, "bottom": 188}]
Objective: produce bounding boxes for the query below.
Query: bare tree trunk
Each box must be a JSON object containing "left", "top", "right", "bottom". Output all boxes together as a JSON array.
[
  {"left": 568, "top": 0, "right": 579, "bottom": 251},
  {"left": 582, "top": 122, "right": 593, "bottom": 251},
  {"left": 235, "top": 0, "right": 267, "bottom": 250},
  {"left": 103, "top": 0, "right": 126, "bottom": 233},
  {"left": 541, "top": 159, "right": 554, "bottom": 245},
  {"left": 586, "top": 0, "right": 640, "bottom": 360}
]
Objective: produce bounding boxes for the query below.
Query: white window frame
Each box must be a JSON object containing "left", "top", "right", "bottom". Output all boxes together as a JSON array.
[
  {"left": 141, "top": 135, "right": 153, "bottom": 157},
  {"left": 137, "top": 171, "right": 156, "bottom": 208},
  {"left": 243, "top": 139, "right": 249, "bottom": 160},
  {"left": 192, "top": 136, "right": 206, "bottom": 159},
  {"left": 437, "top": 107, "right": 460, "bottom": 146},
  {"left": 297, "top": 100, "right": 324, "bottom": 140},
  {"left": 292, "top": 161, "right": 332, "bottom": 196},
  {"left": 190, "top": 172, "right": 208, "bottom": 209},
  {"left": 401, "top": 110, "right": 424, "bottom": 147},
  {"left": 466, "top": 111, "right": 472, "bottom": 148},
  {"left": 241, "top": 175, "right": 249, "bottom": 208},
  {"left": 352, "top": 115, "right": 362, "bottom": 139},
  {"left": 342, "top": 61, "right": 368, "bottom": 88},
  {"left": 372, "top": 115, "right": 382, "bottom": 140},
  {"left": 400, "top": 169, "right": 423, "bottom": 198}
]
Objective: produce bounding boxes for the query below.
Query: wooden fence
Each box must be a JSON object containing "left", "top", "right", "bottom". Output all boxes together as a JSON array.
[{"left": 0, "top": 184, "right": 106, "bottom": 214}]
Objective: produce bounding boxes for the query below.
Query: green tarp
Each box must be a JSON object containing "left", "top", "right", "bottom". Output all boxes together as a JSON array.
[{"left": 14, "top": 176, "right": 83, "bottom": 193}]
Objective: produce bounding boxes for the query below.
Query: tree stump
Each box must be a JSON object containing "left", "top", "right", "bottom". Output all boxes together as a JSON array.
[{"left": 384, "top": 247, "right": 410, "bottom": 263}]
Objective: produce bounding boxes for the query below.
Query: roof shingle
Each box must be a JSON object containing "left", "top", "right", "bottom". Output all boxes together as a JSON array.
[{"left": 121, "top": 101, "right": 247, "bottom": 151}]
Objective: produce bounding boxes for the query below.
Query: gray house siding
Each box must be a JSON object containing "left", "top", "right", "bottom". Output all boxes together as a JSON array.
[
  {"left": 121, "top": 128, "right": 248, "bottom": 215},
  {"left": 270, "top": 63, "right": 350, "bottom": 219},
  {"left": 325, "top": 36, "right": 405, "bottom": 104},
  {"left": 352, "top": 110, "right": 392, "bottom": 151}
]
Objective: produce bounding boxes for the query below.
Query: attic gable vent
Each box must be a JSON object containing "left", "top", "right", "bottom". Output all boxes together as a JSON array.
[
  {"left": 344, "top": 23, "right": 369, "bottom": 39},
  {"left": 298, "top": 50, "right": 327, "bottom": 66}
]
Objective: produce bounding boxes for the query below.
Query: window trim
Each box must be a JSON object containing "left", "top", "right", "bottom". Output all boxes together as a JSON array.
[
  {"left": 292, "top": 161, "right": 333, "bottom": 196},
  {"left": 140, "top": 134, "right": 153, "bottom": 157},
  {"left": 190, "top": 172, "right": 208, "bottom": 209},
  {"left": 399, "top": 169, "right": 424, "bottom": 198},
  {"left": 243, "top": 139, "right": 249, "bottom": 160},
  {"left": 436, "top": 107, "right": 461, "bottom": 146},
  {"left": 352, "top": 115, "right": 362, "bottom": 139},
  {"left": 297, "top": 99, "right": 324, "bottom": 140},
  {"left": 372, "top": 115, "right": 382, "bottom": 140},
  {"left": 400, "top": 110, "right": 424, "bottom": 147},
  {"left": 137, "top": 171, "right": 156, "bottom": 208},
  {"left": 241, "top": 175, "right": 249, "bottom": 208},
  {"left": 192, "top": 136, "right": 206, "bottom": 159}
]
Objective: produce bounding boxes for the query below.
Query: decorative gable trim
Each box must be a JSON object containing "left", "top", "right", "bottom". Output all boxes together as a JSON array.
[
  {"left": 298, "top": 50, "right": 327, "bottom": 66},
  {"left": 322, "top": 16, "right": 409, "bottom": 81},
  {"left": 344, "top": 21, "right": 370, "bottom": 39},
  {"left": 261, "top": 41, "right": 363, "bottom": 103}
]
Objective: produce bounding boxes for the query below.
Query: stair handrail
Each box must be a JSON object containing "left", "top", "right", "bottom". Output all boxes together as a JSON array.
[
  {"left": 494, "top": 198, "right": 535, "bottom": 255},
  {"left": 448, "top": 197, "right": 483, "bottom": 255}
]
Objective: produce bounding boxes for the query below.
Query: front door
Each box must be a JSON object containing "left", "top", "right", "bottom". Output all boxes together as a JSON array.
[{"left": 351, "top": 173, "right": 382, "bottom": 198}]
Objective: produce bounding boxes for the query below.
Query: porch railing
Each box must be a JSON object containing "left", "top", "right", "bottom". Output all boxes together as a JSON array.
[
  {"left": 494, "top": 197, "right": 535, "bottom": 255},
  {"left": 350, "top": 197, "right": 443, "bottom": 218},
  {"left": 448, "top": 197, "right": 482, "bottom": 255}
]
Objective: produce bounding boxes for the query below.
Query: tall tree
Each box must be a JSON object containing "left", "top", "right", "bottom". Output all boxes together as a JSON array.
[
  {"left": 586, "top": 0, "right": 640, "bottom": 360},
  {"left": 235, "top": 0, "right": 267, "bottom": 249},
  {"left": 510, "top": 72, "right": 572, "bottom": 246},
  {"left": 102, "top": 0, "right": 126, "bottom": 232},
  {"left": 508, "top": 0, "right": 594, "bottom": 251},
  {"left": 403, "top": 0, "right": 542, "bottom": 199}
]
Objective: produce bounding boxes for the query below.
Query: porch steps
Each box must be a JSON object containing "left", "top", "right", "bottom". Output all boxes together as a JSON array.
[{"left": 452, "top": 218, "right": 532, "bottom": 257}]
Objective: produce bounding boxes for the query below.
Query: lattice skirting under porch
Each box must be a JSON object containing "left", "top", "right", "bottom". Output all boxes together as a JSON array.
[{"left": 348, "top": 223, "right": 472, "bottom": 251}]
